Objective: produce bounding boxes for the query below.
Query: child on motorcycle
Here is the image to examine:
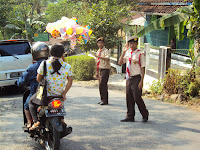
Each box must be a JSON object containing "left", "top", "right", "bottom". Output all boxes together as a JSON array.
[
  {"left": 16, "top": 42, "right": 49, "bottom": 128},
  {"left": 29, "top": 44, "right": 73, "bottom": 130}
]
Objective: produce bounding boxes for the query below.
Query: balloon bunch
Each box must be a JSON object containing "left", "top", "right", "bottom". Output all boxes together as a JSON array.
[{"left": 46, "top": 16, "right": 93, "bottom": 49}]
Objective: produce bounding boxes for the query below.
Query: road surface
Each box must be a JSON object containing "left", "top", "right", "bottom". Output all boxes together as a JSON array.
[{"left": 0, "top": 84, "right": 200, "bottom": 150}]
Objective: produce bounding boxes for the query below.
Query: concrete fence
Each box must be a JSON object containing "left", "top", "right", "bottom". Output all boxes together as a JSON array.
[{"left": 143, "top": 43, "right": 192, "bottom": 81}]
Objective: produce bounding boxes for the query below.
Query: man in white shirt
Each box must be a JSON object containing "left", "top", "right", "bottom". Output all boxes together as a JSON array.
[{"left": 118, "top": 36, "right": 149, "bottom": 122}]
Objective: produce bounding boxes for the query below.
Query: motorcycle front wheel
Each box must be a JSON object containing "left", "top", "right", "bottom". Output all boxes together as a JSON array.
[{"left": 45, "top": 128, "right": 60, "bottom": 150}]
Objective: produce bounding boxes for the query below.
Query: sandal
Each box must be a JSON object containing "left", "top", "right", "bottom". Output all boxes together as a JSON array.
[
  {"left": 27, "top": 123, "right": 32, "bottom": 128},
  {"left": 29, "top": 121, "right": 40, "bottom": 131},
  {"left": 22, "top": 123, "right": 32, "bottom": 129}
]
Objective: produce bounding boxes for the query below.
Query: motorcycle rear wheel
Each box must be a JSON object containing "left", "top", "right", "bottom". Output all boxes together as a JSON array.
[{"left": 45, "top": 128, "right": 60, "bottom": 150}]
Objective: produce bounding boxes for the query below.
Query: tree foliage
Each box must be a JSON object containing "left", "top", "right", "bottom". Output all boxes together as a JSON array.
[
  {"left": 45, "top": 0, "right": 137, "bottom": 50},
  {"left": 0, "top": 0, "right": 16, "bottom": 39},
  {"left": 1, "top": 0, "right": 138, "bottom": 48},
  {"left": 0, "top": 0, "right": 52, "bottom": 40}
]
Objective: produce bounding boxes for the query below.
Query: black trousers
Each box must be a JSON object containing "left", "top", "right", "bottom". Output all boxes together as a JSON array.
[
  {"left": 99, "top": 69, "right": 110, "bottom": 104},
  {"left": 29, "top": 93, "right": 39, "bottom": 122},
  {"left": 126, "top": 75, "right": 149, "bottom": 119}
]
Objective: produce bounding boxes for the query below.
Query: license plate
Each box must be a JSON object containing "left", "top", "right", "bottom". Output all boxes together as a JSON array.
[
  {"left": 10, "top": 72, "right": 22, "bottom": 78},
  {"left": 45, "top": 108, "right": 66, "bottom": 117}
]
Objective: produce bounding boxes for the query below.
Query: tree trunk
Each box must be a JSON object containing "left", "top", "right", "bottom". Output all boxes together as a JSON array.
[
  {"left": 194, "top": 38, "right": 200, "bottom": 79},
  {"left": 1, "top": 29, "right": 6, "bottom": 40},
  {"left": 194, "top": 38, "right": 200, "bottom": 67},
  {"left": 25, "top": 21, "right": 28, "bottom": 40}
]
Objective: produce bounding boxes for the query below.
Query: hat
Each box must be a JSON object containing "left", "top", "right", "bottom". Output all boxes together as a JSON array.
[
  {"left": 127, "top": 36, "right": 138, "bottom": 43},
  {"left": 96, "top": 37, "right": 104, "bottom": 43}
]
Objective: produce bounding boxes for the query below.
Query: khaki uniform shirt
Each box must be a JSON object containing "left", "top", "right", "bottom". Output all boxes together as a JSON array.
[
  {"left": 123, "top": 49, "right": 145, "bottom": 76},
  {"left": 97, "top": 47, "right": 111, "bottom": 69}
]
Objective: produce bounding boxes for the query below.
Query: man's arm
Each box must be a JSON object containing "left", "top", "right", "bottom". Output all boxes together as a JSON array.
[
  {"left": 141, "top": 67, "right": 145, "bottom": 82},
  {"left": 93, "top": 50, "right": 110, "bottom": 61},
  {"left": 17, "top": 70, "right": 30, "bottom": 86},
  {"left": 37, "top": 74, "right": 43, "bottom": 82},
  {"left": 36, "top": 60, "right": 44, "bottom": 83},
  {"left": 62, "top": 76, "right": 73, "bottom": 100},
  {"left": 97, "top": 55, "right": 109, "bottom": 61},
  {"left": 118, "top": 51, "right": 126, "bottom": 65},
  {"left": 118, "top": 43, "right": 129, "bottom": 65},
  {"left": 138, "top": 67, "right": 145, "bottom": 90}
]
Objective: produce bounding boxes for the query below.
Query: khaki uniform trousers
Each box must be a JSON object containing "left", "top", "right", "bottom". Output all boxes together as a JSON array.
[
  {"left": 99, "top": 69, "right": 110, "bottom": 104},
  {"left": 126, "top": 75, "right": 149, "bottom": 119}
]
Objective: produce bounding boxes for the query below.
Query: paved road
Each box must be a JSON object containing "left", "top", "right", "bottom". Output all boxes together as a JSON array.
[{"left": 0, "top": 84, "right": 200, "bottom": 150}]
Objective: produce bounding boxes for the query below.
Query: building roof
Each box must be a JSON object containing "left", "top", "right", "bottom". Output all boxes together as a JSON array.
[
  {"left": 134, "top": 0, "right": 192, "bottom": 15},
  {"left": 122, "top": 0, "right": 192, "bottom": 26},
  {"left": 136, "top": 5, "right": 183, "bottom": 14}
]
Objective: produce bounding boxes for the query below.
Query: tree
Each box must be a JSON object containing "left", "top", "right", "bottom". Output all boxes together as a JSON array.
[
  {"left": 45, "top": 0, "right": 137, "bottom": 50},
  {"left": 15, "top": 0, "right": 41, "bottom": 39},
  {"left": 0, "top": 0, "right": 15, "bottom": 39},
  {"left": 5, "top": 13, "right": 46, "bottom": 40},
  {"left": 3, "top": 0, "right": 47, "bottom": 41}
]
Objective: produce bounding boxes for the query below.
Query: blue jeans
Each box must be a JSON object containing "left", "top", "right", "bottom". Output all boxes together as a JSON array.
[{"left": 24, "top": 94, "right": 32, "bottom": 110}]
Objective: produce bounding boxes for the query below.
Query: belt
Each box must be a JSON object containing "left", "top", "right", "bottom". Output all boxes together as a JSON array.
[
  {"left": 129, "top": 75, "right": 141, "bottom": 79},
  {"left": 99, "top": 68, "right": 110, "bottom": 71}
]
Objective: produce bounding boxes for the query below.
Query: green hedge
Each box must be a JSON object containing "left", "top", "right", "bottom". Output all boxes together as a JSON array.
[{"left": 65, "top": 55, "right": 96, "bottom": 81}]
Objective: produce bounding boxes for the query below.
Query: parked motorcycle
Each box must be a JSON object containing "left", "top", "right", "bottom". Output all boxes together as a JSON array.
[{"left": 23, "top": 90, "right": 72, "bottom": 150}]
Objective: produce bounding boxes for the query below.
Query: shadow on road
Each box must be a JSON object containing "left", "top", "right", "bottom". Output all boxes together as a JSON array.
[
  {"left": 62, "top": 92, "right": 200, "bottom": 150},
  {"left": 0, "top": 85, "right": 28, "bottom": 97}
]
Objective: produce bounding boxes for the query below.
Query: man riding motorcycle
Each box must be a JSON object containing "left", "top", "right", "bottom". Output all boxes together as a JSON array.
[
  {"left": 29, "top": 44, "right": 73, "bottom": 131},
  {"left": 16, "top": 41, "right": 49, "bottom": 128}
]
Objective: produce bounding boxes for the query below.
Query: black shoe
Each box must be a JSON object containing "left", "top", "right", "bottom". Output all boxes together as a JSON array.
[
  {"left": 120, "top": 118, "right": 135, "bottom": 122},
  {"left": 100, "top": 102, "right": 108, "bottom": 105},
  {"left": 98, "top": 102, "right": 101, "bottom": 104},
  {"left": 142, "top": 116, "right": 148, "bottom": 122}
]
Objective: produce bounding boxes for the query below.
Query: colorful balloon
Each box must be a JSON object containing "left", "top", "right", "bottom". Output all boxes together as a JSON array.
[
  {"left": 46, "top": 16, "right": 92, "bottom": 49},
  {"left": 76, "top": 27, "right": 84, "bottom": 34},
  {"left": 63, "top": 27, "right": 66, "bottom": 32},
  {"left": 46, "top": 23, "right": 55, "bottom": 33},
  {"left": 66, "top": 27, "right": 73, "bottom": 35},
  {"left": 88, "top": 30, "right": 93, "bottom": 36},
  {"left": 54, "top": 20, "right": 62, "bottom": 31},
  {"left": 61, "top": 16, "right": 70, "bottom": 22},
  {"left": 71, "top": 17, "right": 78, "bottom": 23},
  {"left": 71, "top": 24, "right": 78, "bottom": 31},
  {"left": 51, "top": 30, "right": 59, "bottom": 38},
  {"left": 60, "top": 28, "right": 65, "bottom": 35},
  {"left": 86, "top": 25, "right": 91, "bottom": 29},
  {"left": 80, "top": 28, "right": 86, "bottom": 35}
]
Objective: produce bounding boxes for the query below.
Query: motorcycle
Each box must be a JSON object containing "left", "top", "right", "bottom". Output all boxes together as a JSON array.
[{"left": 23, "top": 90, "right": 72, "bottom": 150}]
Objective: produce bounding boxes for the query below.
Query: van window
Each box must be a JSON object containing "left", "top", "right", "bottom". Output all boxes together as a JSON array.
[{"left": 0, "top": 42, "right": 31, "bottom": 56}]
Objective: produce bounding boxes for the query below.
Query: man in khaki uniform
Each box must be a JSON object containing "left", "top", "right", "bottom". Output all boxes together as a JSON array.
[
  {"left": 95, "top": 37, "right": 111, "bottom": 105},
  {"left": 118, "top": 36, "right": 149, "bottom": 122}
]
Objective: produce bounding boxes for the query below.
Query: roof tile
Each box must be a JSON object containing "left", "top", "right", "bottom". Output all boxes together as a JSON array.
[{"left": 136, "top": 5, "right": 185, "bottom": 14}]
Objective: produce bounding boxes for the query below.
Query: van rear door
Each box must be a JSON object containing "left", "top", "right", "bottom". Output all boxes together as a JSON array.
[{"left": 0, "top": 41, "right": 32, "bottom": 87}]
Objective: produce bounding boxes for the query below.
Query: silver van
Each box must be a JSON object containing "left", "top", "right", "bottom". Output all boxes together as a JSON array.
[{"left": 0, "top": 39, "right": 32, "bottom": 87}]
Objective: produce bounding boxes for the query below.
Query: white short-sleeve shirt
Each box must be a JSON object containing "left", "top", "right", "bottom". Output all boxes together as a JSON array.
[
  {"left": 96, "top": 47, "right": 111, "bottom": 69},
  {"left": 37, "top": 57, "right": 73, "bottom": 96},
  {"left": 123, "top": 49, "right": 145, "bottom": 76}
]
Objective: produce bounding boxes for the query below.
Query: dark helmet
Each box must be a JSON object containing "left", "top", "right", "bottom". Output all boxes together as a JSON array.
[{"left": 31, "top": 42, "right": 49, "bottom": 61}]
